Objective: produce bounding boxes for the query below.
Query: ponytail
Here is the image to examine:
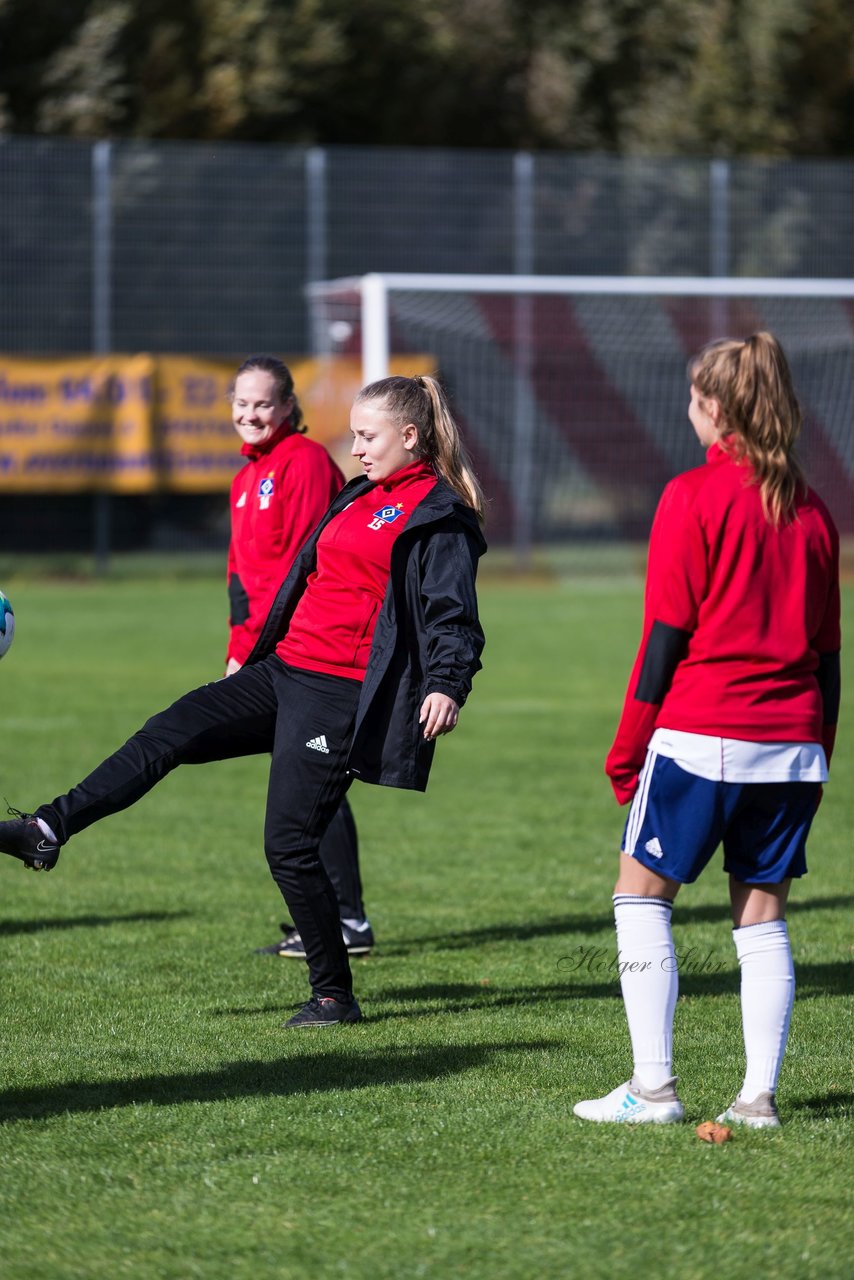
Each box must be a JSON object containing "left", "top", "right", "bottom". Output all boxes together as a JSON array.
[
  {"left": 689, "top": 331, "right": 806, "bottom": 526},
  {"left": 355, "top": 374, "right": 485, "bottom": 520}
]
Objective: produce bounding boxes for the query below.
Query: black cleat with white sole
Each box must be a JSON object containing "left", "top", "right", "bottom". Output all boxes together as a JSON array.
[
  {"left": 0, "top": 807, "right": 61, "bottom": 871},
  {"left": 257, "top": 920, "right": 375, "bottom": 959}
]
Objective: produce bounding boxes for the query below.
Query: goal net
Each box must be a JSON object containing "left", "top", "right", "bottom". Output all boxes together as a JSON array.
[{"left": 307, "top": 273, "right": 854, "bottom": 555}]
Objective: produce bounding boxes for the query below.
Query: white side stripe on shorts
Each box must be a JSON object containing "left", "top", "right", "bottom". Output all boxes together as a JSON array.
[{"left": 623, "top": 750, "right": 658, "bottom": 856}]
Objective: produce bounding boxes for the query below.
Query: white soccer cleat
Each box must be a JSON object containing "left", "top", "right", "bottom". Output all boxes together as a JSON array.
[
  {"left": 573, "top": 1076, "right": 685, "bottom": 1124},
  {"left": 716, "top": 1091, "right": 781, "bottom": 1129}
]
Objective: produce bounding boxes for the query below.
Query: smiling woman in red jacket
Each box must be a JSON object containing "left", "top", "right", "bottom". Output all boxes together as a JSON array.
[
  {"left": 1, "top": 374, "right": 486, "bottom": 1029},
  {"left": 226, "top": 358, "right": 343, "bottom": 672},
  {"left": 574, "top": 332, "right": 840, "bottom": 1129},
  {"left": 225, "top": 356, "right": 374, "bottom": 960}
]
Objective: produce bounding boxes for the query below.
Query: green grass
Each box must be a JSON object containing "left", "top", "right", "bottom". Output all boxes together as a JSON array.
[{"left": 0, "top": 570, "right": 852, "bottom": 1279}]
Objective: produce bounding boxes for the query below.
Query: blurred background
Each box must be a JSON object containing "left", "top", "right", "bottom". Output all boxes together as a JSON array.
[{"left": 2, "top": 0, "right": 854, "bottom": 564}]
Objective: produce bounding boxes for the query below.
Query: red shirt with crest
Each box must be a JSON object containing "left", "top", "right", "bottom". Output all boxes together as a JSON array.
[{"left": 279, "top": 459, "right": 438, "bottom": 680}]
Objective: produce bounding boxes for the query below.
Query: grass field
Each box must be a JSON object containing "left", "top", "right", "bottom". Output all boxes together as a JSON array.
[{"left": 1, "top": 566, "right": 852, "bottom": 1279}]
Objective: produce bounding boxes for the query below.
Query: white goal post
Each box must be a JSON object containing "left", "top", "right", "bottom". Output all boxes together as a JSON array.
[
  {"left": 308, "top": 272, "right": 854, "bottom": 383},
  {"left": 306, "top": 272, "right": 854, "bottom": 560}
]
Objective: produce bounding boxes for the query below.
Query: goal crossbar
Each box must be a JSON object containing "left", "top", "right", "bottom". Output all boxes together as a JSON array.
[
  {"left": 305, "top": 271, "right": 854, "bottom": 560},
  {"left": 306, "top": 272, "right": 854, "bottom": 383},
  {"left": 308, "top": 272, "right": 854, "bottom": 298}
]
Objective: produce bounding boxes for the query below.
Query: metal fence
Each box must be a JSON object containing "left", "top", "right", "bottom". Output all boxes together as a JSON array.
[{"left": 3, "top": 135, "right": 854, "bottom": 554}]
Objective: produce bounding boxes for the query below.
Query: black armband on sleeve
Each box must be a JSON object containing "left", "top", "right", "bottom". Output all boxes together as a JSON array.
[
  {"left": 816, "top": 651, "right": 841, "bottom": 724},
  {"left": 228, "top": 572, "right": 250, "bottom": 626},
  {"left": 633, "top": 620, "right": 691, "bottom": 705}
]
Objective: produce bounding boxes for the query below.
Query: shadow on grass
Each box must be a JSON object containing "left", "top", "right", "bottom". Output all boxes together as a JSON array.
[
  {"left": 0, "top": 1039, "right": 555, "bottom": 1125},
  {"left": 786, "top": 893, "right": 854, "bottom": 914},
  {"left": 795, "top": 1091, "right": 854, "bottom": 1118},
  {"left": 360, "top": 958, "right": 853, "bottom": 1013},
  {"left": 674, "top": 959, "right": 854, "bottom": 999},
  {"left": 373, "top": 979, "right": 627, "bottom": 1015},
  {"left": 380, "top": 914, "right": 615, "bottom": 954},
  {"left": 381, "top": 894, "right": 854, "bottom": 954},
  {"left": 210, "top": 980, "right": 623, "bottom": 1021},
  {"left": 677, "top": 893, "right": 854, "bottom": 926},
  {"left": 792, "top": 960, "right": 854, "bottom": 999},
  {"left": 364, "top": 974, "right": 757, "bottom": 1010},
  {"left": 0, "top": 911, "right": 191, "bottom": 938}
]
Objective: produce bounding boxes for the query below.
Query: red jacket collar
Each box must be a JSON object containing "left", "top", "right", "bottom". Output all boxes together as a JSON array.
[
  {"left": 376, "top": 458, "right": 437, "bottom": 493},
  {"left": 706, "top": 435, "right": 741, "bottom": 465},
  {"left": 240, "top": 421, "right": 297, "bottom": 462}
]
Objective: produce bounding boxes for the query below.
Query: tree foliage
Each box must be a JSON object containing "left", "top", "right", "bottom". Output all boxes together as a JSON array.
[{"left": 1, "top": 0, "right": 853, "bottom": 153}]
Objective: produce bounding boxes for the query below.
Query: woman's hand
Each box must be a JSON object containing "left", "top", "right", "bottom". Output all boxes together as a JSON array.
[
  {"left": 225, "top": 657, "right": 242, "bottom": 677},
  {"left": 419, "top": 693, "right": 460, "bottom": 740}
]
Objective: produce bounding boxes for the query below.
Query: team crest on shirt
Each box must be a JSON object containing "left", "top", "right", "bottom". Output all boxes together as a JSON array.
[
  {"left": 258, "top": 473, "right": 275, "bottom": 510},
  {"left": 368, "top": 502, "right": 404, "bottom": 530}
]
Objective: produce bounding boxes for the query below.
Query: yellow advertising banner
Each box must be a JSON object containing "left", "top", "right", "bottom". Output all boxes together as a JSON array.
[
  {"left": 0, "top": 355, "right": 155, "bottom": 493},
  {"left": 0, "top": 354, "right": 435, "bottom": 493}
]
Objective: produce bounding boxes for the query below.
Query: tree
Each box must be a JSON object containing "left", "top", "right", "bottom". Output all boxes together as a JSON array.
[{"left": 1, "top": 0, "right": 854, "bottom": 155}]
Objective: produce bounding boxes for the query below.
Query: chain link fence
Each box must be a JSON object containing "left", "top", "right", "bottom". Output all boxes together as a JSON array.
[{"left": 2, "top": 136, "right": 854, "bottom": 555}]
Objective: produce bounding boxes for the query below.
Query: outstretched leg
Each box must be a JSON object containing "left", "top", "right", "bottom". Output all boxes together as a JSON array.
[{"left": 36, "top": 660, "right": 281, "bottom": 843}]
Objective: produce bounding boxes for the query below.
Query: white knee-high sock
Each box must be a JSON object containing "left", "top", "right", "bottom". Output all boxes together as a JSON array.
[
  {"left": 733, "top": 919, "right": 794, "bottom": 1101},
  {"left": 613, "top": 894, "right": 678, "bottom": 1090}
]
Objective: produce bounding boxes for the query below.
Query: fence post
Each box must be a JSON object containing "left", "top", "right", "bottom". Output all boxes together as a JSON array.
[
  {"left": 512, "top": 151, "right": 535, "bottom": 571},
  {"left": 306, "top": 147, "right": 328, "bottom": 354},
  {"left": 92, "top": 139, "right": 113, "bottom": 574},
  {"left": 709, "top": 158, "right": 731, "bottom": 334}
]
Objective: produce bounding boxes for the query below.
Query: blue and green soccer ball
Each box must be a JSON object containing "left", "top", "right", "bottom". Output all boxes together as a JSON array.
[{"left": 0, "top": 588, "right": 14, "bottom": 659}]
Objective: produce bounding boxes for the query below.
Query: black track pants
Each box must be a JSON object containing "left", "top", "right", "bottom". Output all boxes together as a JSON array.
[
  {"left": 319, "top": 796, "right": 364, "bottom": 922},
  {"left": 38, "top": 657, "right": 362, "bottom": 1002}
]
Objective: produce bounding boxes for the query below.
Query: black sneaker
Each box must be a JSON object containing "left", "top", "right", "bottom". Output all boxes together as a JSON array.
[
  {"left": 342, "top": 922, "right": 375, "bottom": 955},
  {"left": 0, "top": 808, "right": 61, "bottom": 871},
  {"left": 283, "top": 996, "right": 362, "bottom": 1028},
  {"left": 256, "top": 921, "right": 375, "bottom": 958},
  {"left": 255, "top": 924, "right": 304, "bottom": 957}
]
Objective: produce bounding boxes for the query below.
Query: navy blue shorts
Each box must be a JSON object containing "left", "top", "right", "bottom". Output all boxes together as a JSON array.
[{"left": 622, "top": 752, "right": 819, "bottom": 884}]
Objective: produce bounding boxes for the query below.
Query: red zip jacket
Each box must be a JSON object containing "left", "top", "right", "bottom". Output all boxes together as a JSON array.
[
  {"left": 280, "top": 459, "right": 437, "bottom": 679},
  {"left": 227, "top": 428, "right": 344, "bottom": 666},
  {"left": 606, "top": 441, "right": 841, "bottom": 804}
]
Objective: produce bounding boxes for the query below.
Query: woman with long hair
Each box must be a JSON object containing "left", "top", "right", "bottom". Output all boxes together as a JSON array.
[
  {"left": 226, "top": 354, "right": 374, "bottom": 958},
  {"left": 574, "top": 332, "right": 840, "bottom": 1127}
]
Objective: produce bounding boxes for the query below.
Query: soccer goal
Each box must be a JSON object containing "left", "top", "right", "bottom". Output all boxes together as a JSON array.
[{"left": 306, "top": 273, "right": 854, "bottom": 559}]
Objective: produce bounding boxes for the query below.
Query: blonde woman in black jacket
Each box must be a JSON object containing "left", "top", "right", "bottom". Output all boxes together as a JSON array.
[{"left": 1, "top": 376, "right": 486, "bottom": 1028}]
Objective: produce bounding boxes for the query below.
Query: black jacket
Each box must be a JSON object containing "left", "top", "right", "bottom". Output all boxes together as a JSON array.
[{"left": 246, "top": 475, "right": 486, "bottom": 791}]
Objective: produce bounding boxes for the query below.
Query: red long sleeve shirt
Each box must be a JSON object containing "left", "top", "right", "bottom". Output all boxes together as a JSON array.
[
  {"left": 280, "top": 459, "right": 438, "bottom": 680},
  {"left": 227, "top": 429, "right": 344, "bottom": 665},
  {"left": 606, "top": 441, "right": 841, "bottom": 804}
]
